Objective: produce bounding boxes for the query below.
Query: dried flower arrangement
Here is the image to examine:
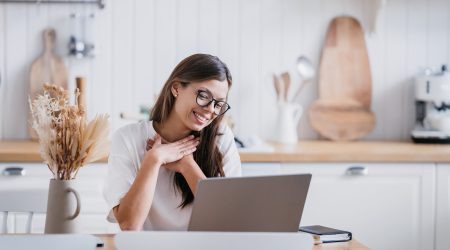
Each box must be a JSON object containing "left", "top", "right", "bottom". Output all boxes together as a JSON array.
[{"left": 29, "top": 84, "right": 109, "bottom": 180}]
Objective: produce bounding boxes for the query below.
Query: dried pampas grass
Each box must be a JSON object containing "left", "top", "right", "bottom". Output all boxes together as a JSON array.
[{"left": 30, "top": 83, "right": 109, "bottom": 180}]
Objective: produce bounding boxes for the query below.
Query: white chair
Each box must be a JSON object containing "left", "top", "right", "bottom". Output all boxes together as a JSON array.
[{"left": 0, "top": 189, "right": 48, "bottom": 233}]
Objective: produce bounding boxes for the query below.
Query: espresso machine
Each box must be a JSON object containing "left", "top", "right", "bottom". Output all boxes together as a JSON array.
[{"left": 411, "top": 65, "right": 450, "bottom": 143}]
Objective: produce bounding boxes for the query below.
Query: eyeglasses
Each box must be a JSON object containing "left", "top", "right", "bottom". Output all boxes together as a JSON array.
[{"left": 195, "top": 90, "right": 231, "bottom": 116}]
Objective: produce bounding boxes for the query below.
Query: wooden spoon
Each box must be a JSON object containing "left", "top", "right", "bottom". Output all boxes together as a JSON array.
[
  {"left": 273, "top": 74, "right": 280, "bottom": 102},
  {"left": 281, "top": 72, "right": 291, "bottom": 102}
]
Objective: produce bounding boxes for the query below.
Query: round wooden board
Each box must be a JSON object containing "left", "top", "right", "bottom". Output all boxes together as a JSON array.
[{"left": 309, "top": 99, "right": 375, "bottom": 141}]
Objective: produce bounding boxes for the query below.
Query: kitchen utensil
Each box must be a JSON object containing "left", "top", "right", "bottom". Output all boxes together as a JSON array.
[
  {"left": 69, "top": 13, "right": 96, "bottom": 58},
  {"left": 281, "top": 72, "right": 291, "bottom": 102},
  {"left": 273, "top": 74, "right": 280, "bottom": 102},
  {"left": 309, "top": 16, "right": 375, "bottom": 141},
  {"left": 75, "top": 76, "right": 86, "bottom": 120},
  {"left": 273, "top": 74, "right": 285, "bottom": 103},
  {"left": 28, "top": 28, "right": 68, "bottom": 140},
  {"left": 296, "top": 56, "right": 315, "bottom": 79},
  {"left": 317, "top": 16, "right": 372, "bottom": 108},
  {"left": 292, "top": 56, "right": 315, "bottom": 102}
]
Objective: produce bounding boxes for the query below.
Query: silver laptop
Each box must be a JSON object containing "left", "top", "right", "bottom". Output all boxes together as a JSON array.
[{"left": 188, "top": 174, "right": 311, "bottom": 232}]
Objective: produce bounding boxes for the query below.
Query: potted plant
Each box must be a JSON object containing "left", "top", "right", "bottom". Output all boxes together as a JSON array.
[{"left": 29, "top": 84, "right": 109, "bottom": 233}]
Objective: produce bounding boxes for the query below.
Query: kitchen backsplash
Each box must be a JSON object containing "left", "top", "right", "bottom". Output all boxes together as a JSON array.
[{"left": 0, "top": 0, "right": 448, "bottom": 141}]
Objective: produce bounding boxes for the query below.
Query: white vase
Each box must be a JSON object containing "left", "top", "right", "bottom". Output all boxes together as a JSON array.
[
  {"left": 272, "top": 103, "right": 303, "bottom": 144},
  {"left": 44, "top": 179, "right": 81, "bottom": 233}
]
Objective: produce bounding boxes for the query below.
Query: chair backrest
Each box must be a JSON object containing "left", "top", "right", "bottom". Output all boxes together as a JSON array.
[{"left": 0, "top": 189, "right": 48, "bottom": 233}]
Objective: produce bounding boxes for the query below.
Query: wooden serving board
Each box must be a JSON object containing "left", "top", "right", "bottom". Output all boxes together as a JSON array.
[
  {"left": 309, "top": 16, "right": 375, "bottom": 141},
  {"left": 310, "top": 99, "right": 375, "bottom": 141},
  {"left": 28, "top": 28, "right": 68, "bottom": 140}
]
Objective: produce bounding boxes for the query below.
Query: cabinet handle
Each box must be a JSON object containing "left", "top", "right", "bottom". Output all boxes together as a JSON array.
[
  {"left": 2, "top": 167, "right": 26, "bottom": 176},
  {"left": 346, "top": 166, "right": 368, "bottom": 176}
]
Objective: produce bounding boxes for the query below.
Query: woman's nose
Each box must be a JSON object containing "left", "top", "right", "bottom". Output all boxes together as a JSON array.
[{"left": 203, "top": 101, "right": 216, "bottom": 114}]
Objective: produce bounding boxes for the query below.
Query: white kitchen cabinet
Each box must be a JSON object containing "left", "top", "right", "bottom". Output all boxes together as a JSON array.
[
  {"left": 0, "top": 163, "right": 119, "bottom": 233},
  {"left": 280, "top": 163, "right": 435, "bottom": 250},
  {"left": 435, "top": 164, "right": 450, "bottom": 250}
]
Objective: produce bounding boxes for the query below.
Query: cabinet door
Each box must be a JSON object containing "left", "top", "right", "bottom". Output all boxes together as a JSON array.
[
  {"left": 0, "top": 163, "right": 49, "bottom": 233},
  {"left": 0, "top": 212, "right": 15, "bottom": 233},
  {"left": 281, "top": 163, "right": 435, "bottom": 250},
  {"left": 436, "top": 164, "right": 450, "bottom": 250}
]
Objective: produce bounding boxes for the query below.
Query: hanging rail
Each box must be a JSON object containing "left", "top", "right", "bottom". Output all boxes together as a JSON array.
[{"left": 0, "top": 0, "right": 105, "bottom": 9}]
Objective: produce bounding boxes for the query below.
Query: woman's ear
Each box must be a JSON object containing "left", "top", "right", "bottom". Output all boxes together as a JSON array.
[{"left": 171, "top": 82, "right": 180, "bottom": 98}]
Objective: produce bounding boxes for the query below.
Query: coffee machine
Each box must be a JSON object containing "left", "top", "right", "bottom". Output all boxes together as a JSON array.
[{"left": 411, "top": 65, "right": 450, "bottom": 143}]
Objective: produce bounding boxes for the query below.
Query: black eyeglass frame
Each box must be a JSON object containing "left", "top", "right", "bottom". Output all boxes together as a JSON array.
[{"left": 195, "top": 90, "right": 231, "bottom": 116}]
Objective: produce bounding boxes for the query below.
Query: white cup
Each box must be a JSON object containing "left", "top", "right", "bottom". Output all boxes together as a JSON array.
[{"left": 426, "top": 115, "right": 450, "bottom": 133}]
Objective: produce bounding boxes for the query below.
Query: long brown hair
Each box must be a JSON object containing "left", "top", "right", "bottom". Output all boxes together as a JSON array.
[{"left": 151, "top": 54, "right": 232, "bottom": 208}]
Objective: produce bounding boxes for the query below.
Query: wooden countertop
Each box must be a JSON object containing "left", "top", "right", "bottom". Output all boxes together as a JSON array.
[
  {"left": 243, "top": 140, "right": 450, "bottom": 163},
  {"left": 96, "top": 234, "right": 369, "bottom": 250},
  {"left": 2, "top": 140, "right": 450, "bottom": 163}
]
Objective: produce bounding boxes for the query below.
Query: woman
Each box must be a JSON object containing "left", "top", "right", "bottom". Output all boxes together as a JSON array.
[{"left": 103, "top": 54, "right": 242, "bottom": 231}]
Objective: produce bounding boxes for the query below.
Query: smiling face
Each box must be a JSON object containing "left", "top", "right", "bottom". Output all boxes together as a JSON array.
[{"left": 171, "top": 79, "right": 229, "bottom": 131}]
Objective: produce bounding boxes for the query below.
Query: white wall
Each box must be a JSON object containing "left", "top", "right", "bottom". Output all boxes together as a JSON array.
[{"left": 0, "top": 0, "right": 449, "bottom": 141}]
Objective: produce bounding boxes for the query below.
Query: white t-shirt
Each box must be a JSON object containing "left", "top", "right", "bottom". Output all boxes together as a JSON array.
[{"left": 103, "top": 120, "right": 242, "bottom": 231}]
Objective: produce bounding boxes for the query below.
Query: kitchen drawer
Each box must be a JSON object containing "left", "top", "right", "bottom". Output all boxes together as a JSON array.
[
  {"left": 0, "top": 163, "right": 52, "bottom": 190},
  {"left": 0, "top": 213, "right": 14, "bottom": 233}
]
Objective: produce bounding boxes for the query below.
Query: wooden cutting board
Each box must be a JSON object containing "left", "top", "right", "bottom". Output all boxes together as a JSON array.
[
  {"left": 309, "top": 16, "right": 375, "bottom": 141},
  {"left": 28, "top": 28, "right": 68, "bottom": 140}
]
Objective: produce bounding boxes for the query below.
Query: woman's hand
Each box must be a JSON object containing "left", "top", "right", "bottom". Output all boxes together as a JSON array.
[
  {"left": 147, "top": 136, "right": 206, "bottom": 195},
  {"left": 164, "top": 153, "right": 197, "bottom": 173},
  {"left": 145, "top": 134, "right": 199, "bottom": 166}
]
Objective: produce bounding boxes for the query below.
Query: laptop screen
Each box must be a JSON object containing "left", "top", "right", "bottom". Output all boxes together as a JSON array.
[{"left": 188, "top": 174, "right": 311, "bottom": 232}]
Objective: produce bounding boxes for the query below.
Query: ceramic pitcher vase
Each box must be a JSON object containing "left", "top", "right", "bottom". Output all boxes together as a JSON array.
[
  {"left": 272, "top": 103, "right": 303, "bottom": 144},
  {"left": 44, "top": 179, "right": 81, "bottom": 233}
]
